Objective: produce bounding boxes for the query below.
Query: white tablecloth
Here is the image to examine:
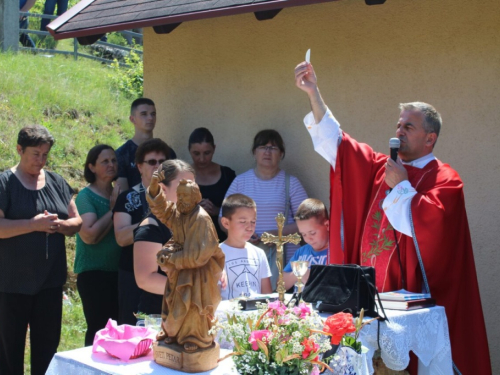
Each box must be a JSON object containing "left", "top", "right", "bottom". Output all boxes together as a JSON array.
[
  {"left": 46, "top": 347, "right": 237, "bottom": 375},
  {"left": 215, "top": 301, "right": 453, "bottom": 375},
  {"left": 358, "top": 306, "right": 452, "bottom": 375},
  {"left": 47, "top": 303, "right": 452, "bottom": 375}
]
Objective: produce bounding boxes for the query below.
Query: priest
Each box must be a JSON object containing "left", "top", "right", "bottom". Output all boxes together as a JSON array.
[{"left": 294, "top": 61, "right": 490, "bottom": 375}]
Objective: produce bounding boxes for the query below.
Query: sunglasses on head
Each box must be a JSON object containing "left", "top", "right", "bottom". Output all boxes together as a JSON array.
[{"left": 143, "top": 159, "right": 166, "bottom": 166}]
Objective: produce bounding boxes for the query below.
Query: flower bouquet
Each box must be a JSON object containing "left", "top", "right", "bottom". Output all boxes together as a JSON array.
[
  {"left": 213, "top": 301, "right": 374, "bottom": 375},
  {"left": 324, "top": 309, "right": 376, "bottom": 375}
]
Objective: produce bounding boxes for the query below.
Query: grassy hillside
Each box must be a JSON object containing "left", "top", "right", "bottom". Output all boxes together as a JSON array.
[
  {"left": 0, "top": 52, "right": 133, "bottom": 188},
  {"left": 0, "top": 51, "right": 135, "bottom": 373}
]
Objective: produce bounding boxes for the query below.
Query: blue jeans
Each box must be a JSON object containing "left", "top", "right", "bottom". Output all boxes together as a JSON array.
[{"left": 40, "top": 0, "right": 68, "bottom": 31}]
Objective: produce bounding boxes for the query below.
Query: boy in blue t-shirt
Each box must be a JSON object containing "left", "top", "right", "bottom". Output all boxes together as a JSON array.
[{"left": 283, "top": 198, "right": 329, "bottom": 290}]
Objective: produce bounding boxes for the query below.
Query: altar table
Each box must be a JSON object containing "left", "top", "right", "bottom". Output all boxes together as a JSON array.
[
  {"left": 45, "top": 347, "right": 237, "bottom": 375},
  {"left": 46, "top": 304, "right": 452, "bottom": 375},
  {"left": 215, "top": 301, "right": 453, "bottom": 375},
  {"left": 356, "top": 306, "right": 452, "bottom": 375}
]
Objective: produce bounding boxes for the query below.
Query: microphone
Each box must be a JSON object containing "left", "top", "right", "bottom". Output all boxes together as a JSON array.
[
  {"left": 389, "top": 138, "right": 400, "bottom": 162},
  {"left": 388, "top": 137, "right": 406, "bottom": 289}
]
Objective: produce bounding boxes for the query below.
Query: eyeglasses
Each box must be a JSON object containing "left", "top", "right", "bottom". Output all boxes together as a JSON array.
[
  {"left": 256, "top": 146, "right": 280, "bottom": 153},
  {"left": 143, "top": 159, "right": 166, "bottom": 166}
]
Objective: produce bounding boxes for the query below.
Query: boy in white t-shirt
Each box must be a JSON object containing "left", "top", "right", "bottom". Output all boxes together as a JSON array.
[
  {"left": 219, "top": 194, "right": 272, "bottom": 300},
  {"left": 283, "top": 198, "right": 329, "bottom": 290}
]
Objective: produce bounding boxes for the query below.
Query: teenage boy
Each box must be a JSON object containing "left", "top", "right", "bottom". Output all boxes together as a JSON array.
[
  {"left": 115, "top": 98, "right": 176, "bottom": 191},
  {"left": 220, "top": 194, "right": 272, "bottom": 300},
  {"left": 283, "top": 198, "right": 329, "bottom": 290}
]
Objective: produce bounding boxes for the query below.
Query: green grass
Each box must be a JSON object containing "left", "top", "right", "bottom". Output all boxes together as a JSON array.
[
  {"left": 0, "top": 51, "right": 134, "bottom": 374},
  {"left": 0, "top": 52, "right": 133, "bottom": 186}
]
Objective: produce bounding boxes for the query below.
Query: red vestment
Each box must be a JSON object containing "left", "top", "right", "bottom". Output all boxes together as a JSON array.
[{"left": 328, "top": 132, "right": 491, "bottom": 375}]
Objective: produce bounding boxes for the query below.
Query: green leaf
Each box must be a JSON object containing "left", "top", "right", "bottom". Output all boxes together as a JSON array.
[
  {"left": 257, "top": 340, "right": 269, "bottom": 359},
  {"left": 342, "top": 335, "right": 362, "bottom": 354},
  {"left": 275, "top": 350, "right": 283, "bottom": 364}
]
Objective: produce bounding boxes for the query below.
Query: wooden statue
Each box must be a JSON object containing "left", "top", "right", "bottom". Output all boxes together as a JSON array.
[{"left": 146, "top": 172, "right": 225, "bottom": 372}]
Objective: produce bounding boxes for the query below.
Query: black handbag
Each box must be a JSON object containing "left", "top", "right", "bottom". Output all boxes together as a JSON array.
[{"left": 301, "top": 264, "right": 383, "bottom": 318}]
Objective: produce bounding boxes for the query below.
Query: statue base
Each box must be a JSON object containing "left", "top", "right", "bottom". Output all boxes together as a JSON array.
[{"left": 153, "top": 340, "right": 219, "bottom": 373}]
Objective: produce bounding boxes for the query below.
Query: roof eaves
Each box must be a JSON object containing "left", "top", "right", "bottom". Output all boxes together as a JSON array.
[
  {"left": 48, "top": 0, "right": 337, "bottom": 40},
  {"left": 47, "top": 0, "right": 96, "bottom": 36}
]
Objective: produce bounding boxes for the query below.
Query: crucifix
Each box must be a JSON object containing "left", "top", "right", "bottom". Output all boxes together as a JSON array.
[{"left": 261, "top": 213, "right": 301, "bottom": 303}]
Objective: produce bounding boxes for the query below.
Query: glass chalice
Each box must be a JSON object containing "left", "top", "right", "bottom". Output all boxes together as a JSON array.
[{"left": 291, "top": 260, "right": 310, "bottom": 293}]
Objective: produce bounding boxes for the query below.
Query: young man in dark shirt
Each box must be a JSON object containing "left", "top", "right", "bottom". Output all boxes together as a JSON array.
[{"left": 115, "top": 98, "right": 176, "bottom": 191}]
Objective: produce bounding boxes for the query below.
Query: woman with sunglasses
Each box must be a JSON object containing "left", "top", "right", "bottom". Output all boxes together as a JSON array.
[{"left": 113, "top": 138, "right": 171, "bottom": 325}]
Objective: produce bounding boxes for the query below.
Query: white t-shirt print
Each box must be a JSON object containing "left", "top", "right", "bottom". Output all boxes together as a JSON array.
[{"left": 220, "top": 242, "right": 272, "bottom": 300}]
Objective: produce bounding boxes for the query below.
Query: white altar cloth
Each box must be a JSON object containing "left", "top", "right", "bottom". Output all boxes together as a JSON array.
[
  {"left": 45, "top": 347, "right": 237, "bottom": 375},
  {"left": 358, "top": 306, "right": 452, "bottom": 375},
  {"left": 215, "top": 301, "right": 453, "bottom": 375},
  {"left": 46, "top": 303, "right": 452, "bottom": 375}
]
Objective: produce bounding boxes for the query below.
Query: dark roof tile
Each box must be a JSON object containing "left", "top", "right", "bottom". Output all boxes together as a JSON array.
[
  {"left": 174, "top": 1, "right": 222, "bottom": 14},
  {"left": 134, "top": 5, "right": 181, "bottom": 21},
  {"left": 49, "top": 0, "right": 337, "bottom": 39}
]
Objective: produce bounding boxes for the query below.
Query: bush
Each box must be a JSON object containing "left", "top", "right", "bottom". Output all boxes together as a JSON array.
[
  {"left": 109, "top": 51, "right": 143, "bottom": 98},
  {"left": 107, "top": 32, "right": 128, "bottom": 47}
]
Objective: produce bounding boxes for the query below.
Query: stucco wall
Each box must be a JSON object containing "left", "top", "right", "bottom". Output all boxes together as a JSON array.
[{"left": 144, "top": 0, "right": 500, "bottom": 370}]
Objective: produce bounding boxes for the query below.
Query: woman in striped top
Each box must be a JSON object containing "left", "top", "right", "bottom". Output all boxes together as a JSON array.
[{"left": 220, "top": 130, "right": 308, "bottom": 289}]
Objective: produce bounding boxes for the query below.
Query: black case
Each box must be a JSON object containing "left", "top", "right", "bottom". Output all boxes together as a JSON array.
[
  {"left": 301, "top": 264, "right": 378, "bottom": 317},
  {"left": 237, "top": 296, "right": 278, "bottom": 310}
]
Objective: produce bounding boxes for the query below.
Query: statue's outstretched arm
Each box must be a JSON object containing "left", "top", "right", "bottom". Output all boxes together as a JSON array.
[
  {"left": 146, "top": 191, "right": 176, "bottom": 226},
  {"left": 146, "top": 169, "right": 175, "bottom": 225}
]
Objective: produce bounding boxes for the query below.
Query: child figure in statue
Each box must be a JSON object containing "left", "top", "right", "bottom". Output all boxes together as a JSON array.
[{"left": 147, "top": 170, "right": 225, "bottom": 353}]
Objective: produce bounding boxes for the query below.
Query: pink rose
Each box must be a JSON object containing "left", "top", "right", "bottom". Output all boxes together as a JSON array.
[
  {"left": 267, "top": 300, "right": 287, "bottom": 317},
  {"left": 293, "top": 303, "right": 311, "bottom": 319},
  {"left": 248, "top": 330, "right": 271, "bottom": 351},
  {"left": 277, "top": 316, "right": 290, "bottom": 325}
]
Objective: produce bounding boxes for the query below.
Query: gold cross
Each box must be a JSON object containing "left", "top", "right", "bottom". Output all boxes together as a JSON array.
[{"left": 261, "top": 213, "right": 301, "bottom": 302}]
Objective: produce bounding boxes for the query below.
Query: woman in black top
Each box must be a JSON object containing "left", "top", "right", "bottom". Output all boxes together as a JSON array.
[
  {"left": 188, "top": 128, "right": 236, "bottom": 241},
  {"left": 133, "top": 159, "right": 195, "bottom": 315},
  {"left": 0, "top": 125, "right": 82, "bottom": 375},
  {"left": 113, "top": 139, "right": 171, "bottom": 325}
]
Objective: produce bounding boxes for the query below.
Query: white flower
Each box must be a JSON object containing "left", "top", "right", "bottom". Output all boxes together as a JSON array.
[{"left": 292, "top": 341, "right": 303, "bottom": 354}]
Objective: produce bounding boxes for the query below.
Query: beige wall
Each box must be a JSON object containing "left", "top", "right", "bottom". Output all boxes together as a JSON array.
[{"left": 144, "top": 0, "right": 500, "bottom": 370}]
